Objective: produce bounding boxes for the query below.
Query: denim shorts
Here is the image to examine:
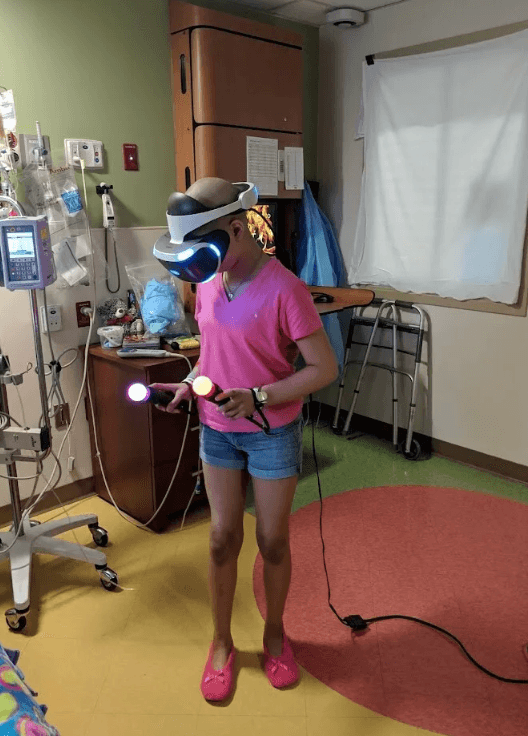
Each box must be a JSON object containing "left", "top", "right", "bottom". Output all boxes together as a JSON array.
[{"left": 199, "top": 415, "right": 304, "bottom": 480}]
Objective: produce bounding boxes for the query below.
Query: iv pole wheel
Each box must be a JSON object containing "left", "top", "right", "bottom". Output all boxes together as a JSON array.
[
  {"left": 90, "top": 525, "right": 109, "bottom": 547},
  {"left": 5, "top": 609, "right": 27, "bottom": 633},
  {"left": 99, "top": 567, "right": 118, "bottom": 591},
  {"left": 399, "top": 438, "right": 422, "bottom": 461}
]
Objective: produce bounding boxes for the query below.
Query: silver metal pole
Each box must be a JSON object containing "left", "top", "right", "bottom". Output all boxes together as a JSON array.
[
  {"left": 0, "top": 198, "right": 27, "bottom": 533},
  {"left": 0, "top": 385, "right": 23, "bottom": 531},
  {"left": 29, "top": 290, "right": 52, "bottom": 445}
]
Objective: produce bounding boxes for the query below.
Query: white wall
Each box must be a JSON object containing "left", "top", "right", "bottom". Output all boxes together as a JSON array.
[
  {"left": 317, "top": 0, "right": 528, "bottom": 465},
  {"left": 0, "top": 226, "right": 168, "bottom": 506}
]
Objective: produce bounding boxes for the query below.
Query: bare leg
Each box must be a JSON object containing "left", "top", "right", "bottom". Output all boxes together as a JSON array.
[
  {"left": 252, "top": 474, "right": 298, "bottom": 657},
  {"left": 202, "top": 462, "right": 247, "bottom": 670}
]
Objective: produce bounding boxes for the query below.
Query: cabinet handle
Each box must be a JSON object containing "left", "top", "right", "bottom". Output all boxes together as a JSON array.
[
  {"left": 180, "top": 54, "right": 187, "bottom": 94},
  {"left": 185, "top": 167, "right": 191, "bottom": 189}
]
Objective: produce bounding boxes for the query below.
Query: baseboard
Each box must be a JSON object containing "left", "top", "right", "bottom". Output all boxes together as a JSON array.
[
  {"left": 310, "top": 402, "right": 528, "bottom": 487},
  {"left": 0, "top": 477, "right": 95, "bottom": 528}
]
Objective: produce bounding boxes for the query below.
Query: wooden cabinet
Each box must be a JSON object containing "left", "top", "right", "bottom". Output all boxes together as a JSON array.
[
  {"left": 169, "top": 0, "right": 303, "bottom": 197},
  {"left": 86, "top": 346, "right": 204, "bottom": 532},
  {"left": 190, "top": 28, "right": 303, "bottom": 131}
]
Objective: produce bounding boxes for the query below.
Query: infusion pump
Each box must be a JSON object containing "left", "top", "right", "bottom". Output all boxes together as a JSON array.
[{"left": 0, "top": 217, "right": 56, "bottom": 290}]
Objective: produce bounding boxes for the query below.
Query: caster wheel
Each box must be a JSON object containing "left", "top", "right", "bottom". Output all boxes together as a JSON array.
[
  {"left": 399, "top": 438, "right": 422, "bottom": 461},
  {"left": 5, "top": 609, "right": 27, "bottom": 632},
  {"left": 90, "top": 526, "right": 109, "bottom": 547},
  {"left": 99, "top": 567, "right": 118, "bottom": 591},
  {"left": 29, "top": 520, "right": 41, "bottom": 527}
]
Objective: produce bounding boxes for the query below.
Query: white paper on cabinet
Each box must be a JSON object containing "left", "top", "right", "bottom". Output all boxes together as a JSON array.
[
  {"left": 284, "top": 147, "right": 304, "bottom": 190},
  {"left": 246, "top": 136, "right": 278, "bottom": 196}
]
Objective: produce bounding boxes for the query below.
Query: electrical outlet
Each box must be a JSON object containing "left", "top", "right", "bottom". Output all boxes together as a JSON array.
[
  {"left": 76, "top": 301, "right": 91, "bottom": 327},
  {"left": 64, "top": 139, "right": 104, "bottom": 168},
  {"left": 55, "top": 403, "right": 70, "bottom": 430},
  {"left": 40, "top": 304, "right": 62, "bottom": 332}
]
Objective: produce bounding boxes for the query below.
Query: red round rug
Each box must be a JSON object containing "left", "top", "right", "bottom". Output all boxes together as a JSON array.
[{"left": 253, "top": 486, "right": 528, "bottom": 736}]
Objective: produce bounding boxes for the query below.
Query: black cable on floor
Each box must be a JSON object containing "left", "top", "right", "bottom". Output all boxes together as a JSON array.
[{"left": 309, "top": 396, "right": 528, "bottom": 685}]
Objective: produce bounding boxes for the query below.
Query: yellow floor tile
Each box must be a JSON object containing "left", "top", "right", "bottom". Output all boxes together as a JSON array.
[
  {"left": 196, "top": 715, "right": 307, "bottom": 736},
  {"left": 142, "top": 524, "right": 198, "bottom": 571},
  {"left": 85, "top": 713, "right": 197, "bottom": 736},
  {"left": 230, "top": 578, "right": 266, "bottom": 643},
  {"left": 198, "top": 646, "right": 305, "bottom": 717},
  {"left": 303, "top": 672, "right": 382, "bottom": 718},
  {"left": 21, "top": 638, "right": 108, "bottom": 714},
  {"left": 94, "top": 640, "right": 204, "bottom": 716},
  {"left": 48, "top": 712, "right": 89, "bottom": 736},
  {"left": 122, "top": 570, "right": 263, "bottom": 646},
  {"left": 122, "top": 568, "right": 212, "bottom": 645},
  {"left": 307, "top": 716, "right": 419, "bottom": 736}
]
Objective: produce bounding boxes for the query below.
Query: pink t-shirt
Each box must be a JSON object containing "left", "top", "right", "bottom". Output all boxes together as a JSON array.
[{"left": 194, "top": 257, "right": 323, "bottom": 432}]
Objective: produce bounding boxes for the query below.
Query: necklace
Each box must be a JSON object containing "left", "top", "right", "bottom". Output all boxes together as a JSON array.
[{"left": 223, "top": 253, "right": 266, "bottom": 301}]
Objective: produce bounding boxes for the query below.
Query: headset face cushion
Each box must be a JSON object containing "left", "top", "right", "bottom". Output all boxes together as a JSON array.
[{"left": 157, "top": 230, "right": 230, "bottom": 283}]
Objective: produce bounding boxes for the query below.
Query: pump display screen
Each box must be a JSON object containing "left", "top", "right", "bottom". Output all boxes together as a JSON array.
[
  {"left": 3, "top": 227, "right": 39, "bottom": 282},
  {"left": 7, "top": 230, "right": 36, "bottom": 258}
]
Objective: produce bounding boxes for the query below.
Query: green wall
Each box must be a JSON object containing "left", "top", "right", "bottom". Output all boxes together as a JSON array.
[{"left": 1, "top": 0, "right": 318, "bottom": 228}]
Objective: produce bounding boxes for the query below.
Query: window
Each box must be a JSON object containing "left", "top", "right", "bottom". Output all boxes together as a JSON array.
[{"left": 351, "top": 24, "right": 528, "bottom": 315}]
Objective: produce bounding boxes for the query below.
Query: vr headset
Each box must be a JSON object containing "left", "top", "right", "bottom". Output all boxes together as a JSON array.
[{"left": 153, "top": 182, "right": 258, "bottom": 284}]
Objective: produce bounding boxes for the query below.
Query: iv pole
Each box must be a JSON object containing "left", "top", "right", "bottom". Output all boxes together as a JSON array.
[
  {"left": 0, "top": 195, "right": 49, "bottom": 525},
  {"left": 0, "top": 195, "right": 118, "bottom": 632}
]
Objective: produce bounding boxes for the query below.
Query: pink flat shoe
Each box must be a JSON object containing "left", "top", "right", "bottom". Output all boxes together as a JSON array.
[
  {"left": 200, "top": 643, "right": 237, "bottom": 702},
  {"left": 263, "top": 635, "right": 299, "bottom": 688}
]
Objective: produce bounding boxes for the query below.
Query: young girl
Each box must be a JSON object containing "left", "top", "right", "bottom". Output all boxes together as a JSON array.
[{"left": 152, "top": 177, "right": 338, "bottom": 702}]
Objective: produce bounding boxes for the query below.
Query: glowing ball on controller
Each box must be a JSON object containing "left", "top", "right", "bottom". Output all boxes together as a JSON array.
[
  {"left": 192, "top": 375, "right": 214, "bottom": 398},
  {"left": 126, "top": 383, "right": 150, "bottom": 403}
]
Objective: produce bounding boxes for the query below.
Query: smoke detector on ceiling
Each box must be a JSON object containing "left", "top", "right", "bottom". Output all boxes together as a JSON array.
[{"left": 325, "top": 8, "right": 366, "bottom": 28}]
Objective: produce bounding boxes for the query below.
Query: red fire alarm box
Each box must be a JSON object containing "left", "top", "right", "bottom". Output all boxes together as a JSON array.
[{"left": 123, "top": 143, "right": 138, "bottom": 171}]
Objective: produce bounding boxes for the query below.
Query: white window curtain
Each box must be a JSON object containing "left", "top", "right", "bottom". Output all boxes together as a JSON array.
[{"left": 350, "top": 30, "right": 528, "bottom": 304}]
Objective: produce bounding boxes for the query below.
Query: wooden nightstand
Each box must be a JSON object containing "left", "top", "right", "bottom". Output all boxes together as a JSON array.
[{"left": 86, "top": 345, "right": 204, "bottom": 532}]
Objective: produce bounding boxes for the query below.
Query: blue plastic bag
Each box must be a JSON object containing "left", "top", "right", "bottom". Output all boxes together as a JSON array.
[
  {"left": 296, "top": 183, "right": 347, "bottom": 371},
  {"left": 141, "top": 279, "right": 184, "bottom": 335}
]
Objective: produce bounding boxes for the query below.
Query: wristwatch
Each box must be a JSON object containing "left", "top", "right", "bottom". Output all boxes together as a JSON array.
[{"left": 252, "top": 386, "right": 268, "bottom": 409}]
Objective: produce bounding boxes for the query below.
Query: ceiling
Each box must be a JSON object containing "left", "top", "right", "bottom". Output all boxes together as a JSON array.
[{"left": 229, "top": 0, "right": 409, "bottom": 26}]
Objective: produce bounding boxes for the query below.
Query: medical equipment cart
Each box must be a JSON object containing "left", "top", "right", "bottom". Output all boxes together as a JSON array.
[{"left": 332, "top": 299, "right": 426, "bottom": 460}]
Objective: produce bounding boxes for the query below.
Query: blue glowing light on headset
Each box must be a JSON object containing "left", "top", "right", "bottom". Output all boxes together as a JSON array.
[{"left": 152, "top": 183, "right": 258, "bottom": 284}]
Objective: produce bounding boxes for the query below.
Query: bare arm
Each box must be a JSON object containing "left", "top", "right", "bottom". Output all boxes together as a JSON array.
[{"left": 262, "top": 328, "right": 338, "bottom": 407}]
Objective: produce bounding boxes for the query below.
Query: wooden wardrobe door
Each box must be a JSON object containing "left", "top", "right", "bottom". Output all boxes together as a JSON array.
[
  {"left": 191, "top": 28, "right": 302, "bottom": 133},
  {"left": 195, "top": 126, "right": 303, "bottom": 199}
]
